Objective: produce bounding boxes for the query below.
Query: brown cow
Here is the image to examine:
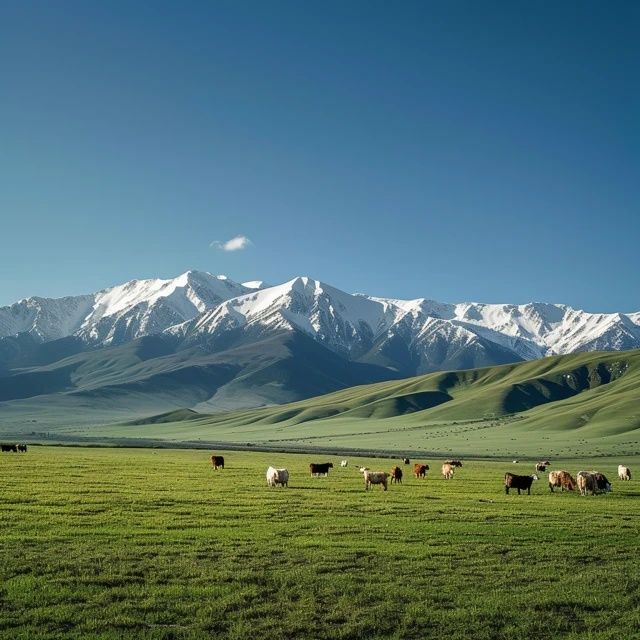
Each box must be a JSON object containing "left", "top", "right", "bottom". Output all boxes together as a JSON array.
[
  {"left": 210, "top": 455, "right": 225, "bottom": 470},
  {"left": 390, "top": 466, "right": 403, "bottom": 484},
  {"left": 548, "top": 470, "right": 576, "bottom": 492},
  {"left": 414, "top": 463, "right": 429, "bottom": 479}
]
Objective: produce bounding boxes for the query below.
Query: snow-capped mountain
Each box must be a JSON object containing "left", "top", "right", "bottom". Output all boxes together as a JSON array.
[
  {"left": 174, "top": 277, "right": 399, "bottom": 356},
  {"left": 1, "top": 271, "right": 639, "bottom": 424},
  {"left": 171, "top": 277, "right": 639, "bottom": 369},
  {"left": 1, "top": 271, "right": 639, "bottom": 373},
  {"left": 0, "top": 271, "right": 251, "bottom": 346}
]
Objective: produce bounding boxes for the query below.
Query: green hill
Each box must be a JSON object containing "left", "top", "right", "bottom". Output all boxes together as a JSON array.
[
  {"left": 0, "top": 331, "right": 398, "bottom": 430},
  {"left": 70, "top": 348, "right": 640, "bottom": 458}
]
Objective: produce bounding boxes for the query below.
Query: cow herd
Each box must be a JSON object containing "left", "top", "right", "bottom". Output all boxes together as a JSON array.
[
  {"left": 0, "top": 445, "right": 633, "bottom": 499},
  {"left": 207, "top": 452, "right": 633, "bottom": 497},
  {"left": 503, "top": 465, "right": 631, "bottom": 496},
  {"left": 1, "top": 443, "right": 27, "bottom": 453}
]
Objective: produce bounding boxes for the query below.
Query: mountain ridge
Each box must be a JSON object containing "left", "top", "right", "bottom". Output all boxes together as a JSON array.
[
  {"left": 1, "top": 271, "right": 639, "bottom": 427},
  {"left": 3, "top": 271, "right": 638, "bottom": 367}
]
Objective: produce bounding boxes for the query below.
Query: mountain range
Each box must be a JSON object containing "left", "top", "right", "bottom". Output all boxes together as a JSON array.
[{"left": 0, "top": 270, "right": 639, "bottom": 429}]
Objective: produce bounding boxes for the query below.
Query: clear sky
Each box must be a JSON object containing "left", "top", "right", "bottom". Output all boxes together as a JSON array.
[{"left": 1, "top": 1, "right": 638, "bottom": 311}]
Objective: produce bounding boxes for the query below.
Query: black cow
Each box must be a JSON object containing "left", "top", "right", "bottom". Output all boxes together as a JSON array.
[
  {"left": 594, "top": 472, "right": 612, "bottom": 493},
  {"left": 310, "top": 462, "right": 333, "bottom": 476},
  {"left": 504, "top": 472, "right": 539, "bottom": 495},
  {"left": 210, "top": 455, "right": 225, "bottom": 470}
]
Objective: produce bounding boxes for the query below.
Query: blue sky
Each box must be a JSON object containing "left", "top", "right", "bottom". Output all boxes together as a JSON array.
[{"left": 1, "top": 1, "right": 638, "bottom": 311}]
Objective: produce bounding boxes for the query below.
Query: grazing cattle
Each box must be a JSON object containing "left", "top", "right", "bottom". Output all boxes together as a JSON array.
[
  {"left": 210, "top": 455, "right": 225, "bottom": 470},
  {"left": 310, "top": 462, "right": 334, "bottom": 477},
  {"left": 445, "top": 459, "right": 463, "bottom": 468},
  {"left": 535, "top": 462, "right": 547, "bottom": 473},
  {"left": 403, "top": 458, "right": 410, "bottom": 465},
  {"left": 1, "top": 443, "right": 18, "bottom": 453},
  {"left": 577, "top": 471, "right": 612, "bottom": 495},
  {"left": 340, "top": 460, "right": 348, "bottom": 468},
  {"left": 414, "top": 463, "right": 429, "bottom": 479},
  {"left": 512, "top": 460, "right": 519, "bottom": 464},
  {"left": 442, "top": 463, "right": 455, "bottom": 480},
  {"left": 594, "top": 472, "right": 612, "bottom": 493},
  {"left": 577, "top": 471, "right": 598, "bottom": 496},
  {"left": 266, "top": 466, "right": 289, "bottom": 488},
  {"left": 548, "top": 470, "right": 576, "bottom": 492},
  {"left": 390, "top": 466, "right": 403, "bottom": 484},
  {"left": 363, "top": 470, "right": 389, "bottom": 491},
  {"left": 17, "top": 444, "right": 27, "bottom": 453},
  {"left": 618, "top": 465, "right": 631, "bottom": 481},
  {"left": 504, "top": 473, "right": 539, "bottom": 495}
]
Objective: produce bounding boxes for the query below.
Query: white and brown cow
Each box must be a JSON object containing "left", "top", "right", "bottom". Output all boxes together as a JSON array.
[
  {"left": 266, "top": 466, "right": 289, "bottom": 488},
  {"left": 577, "top": 471, "right": 598, "bottom": 496},
  {"left": 363, "top": 470, "right": 389, "bottom": 491},
  {"left": 618, "top": 465, "right": 631, "bottom": 481},
  {"left": 548, "top": 470, "right": 576, "bottom": 492},
  {"left": 442, "top": 463, "right": 455, "bottom": 480}
]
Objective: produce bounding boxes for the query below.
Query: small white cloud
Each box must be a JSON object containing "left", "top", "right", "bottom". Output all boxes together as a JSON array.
[{"left": 210, "top": 235, "right": 252, "bottom": 252}]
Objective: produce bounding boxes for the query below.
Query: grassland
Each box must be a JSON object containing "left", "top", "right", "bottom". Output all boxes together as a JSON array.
[{"left": 1, "top": 446, "right": 639, "bottom": 639}]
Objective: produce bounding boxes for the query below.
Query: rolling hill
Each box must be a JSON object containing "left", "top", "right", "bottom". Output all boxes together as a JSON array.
[{"left": 11, "top": 348, "right": 639, "bottom": 459}]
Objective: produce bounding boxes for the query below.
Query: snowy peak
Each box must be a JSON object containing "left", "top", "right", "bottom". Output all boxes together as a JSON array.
[
  {"left": 0, "top": 272, "right": 638, "bottom": 374},
  {"left": 0, "top": 271, "right": 251, "bottom": 345},
  {"left": 80, "top": 271, "right": 251, "bottom": 344},
  {"left": 0, "top": 294, "right": 95, "bottom": 343},
  {"left": 181, "top": 275, "right": 394, "bottom": 353}
]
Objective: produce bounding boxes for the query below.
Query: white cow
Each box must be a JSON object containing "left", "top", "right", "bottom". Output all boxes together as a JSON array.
[
  {"left": 341, "top": 460, "right": 348, "bottom": 468},
  {"left": 442, "top": 463, "right": 455, "bottom": 480},
  {"left": 266, "top": 466, "right": 289, "bottom": 488},
  {"left": 618, "top": 465, "right": 631, "bottom": 481}
]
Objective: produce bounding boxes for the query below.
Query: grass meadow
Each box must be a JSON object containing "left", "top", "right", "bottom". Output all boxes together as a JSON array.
[{"left": 1, "top": 446, "right": 639, "bottom": 639}]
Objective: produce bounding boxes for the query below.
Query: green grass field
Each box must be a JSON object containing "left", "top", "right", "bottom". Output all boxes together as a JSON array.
[{"left": 1, "top": 446, "right": 639, "bottom": 639}]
